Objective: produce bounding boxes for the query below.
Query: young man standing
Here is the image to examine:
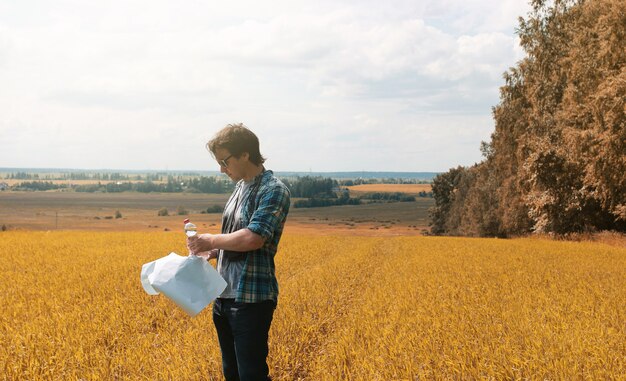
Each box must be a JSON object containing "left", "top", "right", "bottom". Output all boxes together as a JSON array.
[{"left": 187, "top": 123, "right": 290, "bottom": 381}]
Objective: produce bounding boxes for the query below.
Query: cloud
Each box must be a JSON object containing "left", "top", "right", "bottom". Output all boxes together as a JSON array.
[
  {"left": 0, "top": 0, "right": 531, "bottom": 171},
  {"left": 194, "top": 10, "right": 519, "bottom": 104},
  {"left": 0, "top": 29, "right": 10, "bottom": 68}
]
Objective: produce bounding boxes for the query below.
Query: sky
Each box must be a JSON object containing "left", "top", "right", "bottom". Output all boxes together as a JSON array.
[{"left": 0, "top": 0, "right": 531, "bottom": 173}]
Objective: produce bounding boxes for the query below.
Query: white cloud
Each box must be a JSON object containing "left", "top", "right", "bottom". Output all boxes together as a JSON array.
[{"left": 0, "top": 0, "right": 531, "bottom": 172}]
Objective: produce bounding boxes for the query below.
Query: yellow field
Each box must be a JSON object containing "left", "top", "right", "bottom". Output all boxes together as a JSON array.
[
  {"left": 346, "top": 184, "right": 432, "bottom": 194},
  {"left": 1, "top": 232, "right": 625, "bottom": 380}
]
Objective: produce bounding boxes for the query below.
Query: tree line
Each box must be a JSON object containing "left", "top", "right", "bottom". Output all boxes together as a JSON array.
[
  {"left": 430, "top": 0, "right": 626, "bottom": 236},
  {"left": 9, "top": 176, "right": 234, "bottom": 194},
  {"left": 73, "top": 176, "right": 234, "bottom": 193},
  {"left": 8, "top": 175, "right": 425, "bottom": 211},
  {"left": 282, "top": 176, "right": 338, "bottom": 198},
  {"left": 282, "top": 176, "right": 360, "bottom": 208},
  {"left": 360, "top": 192, "right": 418, "bottom": 202},
  {"left": 4, "top": 171, "right": 186, "bottom": 181},
  {"left": 339, "top": 178, "right": 431, "bottom": 186}
]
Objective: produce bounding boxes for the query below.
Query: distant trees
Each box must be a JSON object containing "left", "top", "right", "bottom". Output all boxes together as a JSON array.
[
  {"left": 12, "top": 181, "right": 67, "bottom": 191},
  {"left": 9, "top": 172, "right": 34, "bottom": 180},
  {"left": 294, "top": 192, "right": 361, "bottom": 208},
  {"left": 282, "top": 176, "right": 337, "bottom": 198},
  {"left": 431, "top": 0, "right": 626, "bottom": 236},
  {"left": 284, "top": 176, "right": 362, "bottom": 208},
  {"left": 71, "top": 176, "right": 234, "bottom": 194},
  {"left": 203, "top": 205, "right": 224, "bottom": 214},
  {"left": 187, "top": 176, "right": 233, "bottom": 193},
  {"left": 358, "top": 192, "right": 417, "bottom": 202},
  {"left": 339, "top": 178, "right": 430, "bottom": 186},
  {"left": 4, "top": 171, "right": 236, "bottom": 194}
]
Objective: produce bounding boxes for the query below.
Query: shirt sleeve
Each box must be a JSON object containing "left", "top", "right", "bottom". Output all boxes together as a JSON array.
[{"left": 246, "top": 182, "right": 290, "bottom": 240}]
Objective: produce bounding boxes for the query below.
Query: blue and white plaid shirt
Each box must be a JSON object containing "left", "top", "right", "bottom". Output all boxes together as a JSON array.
[{"left": 224, "top": 168, "right": 290, "bottom": 303}]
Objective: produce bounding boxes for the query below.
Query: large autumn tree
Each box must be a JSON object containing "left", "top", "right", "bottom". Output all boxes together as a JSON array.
[{"left": 430, "top": 0, "right": 626, "bottom": 236}]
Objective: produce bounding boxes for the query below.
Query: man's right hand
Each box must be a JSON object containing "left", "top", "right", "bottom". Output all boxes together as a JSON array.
[{"left": 194, "top": 249, "right": 218, "bottom": 260}]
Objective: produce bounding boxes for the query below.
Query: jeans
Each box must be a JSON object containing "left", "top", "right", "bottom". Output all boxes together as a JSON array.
[{"left": 213, "top": 298, "right": 276, "bottom": 381}]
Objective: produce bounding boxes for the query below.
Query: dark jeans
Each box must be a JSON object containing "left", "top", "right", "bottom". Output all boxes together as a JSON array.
[{"left": 213, "top": 298, "right": 276, "bottom": 381}]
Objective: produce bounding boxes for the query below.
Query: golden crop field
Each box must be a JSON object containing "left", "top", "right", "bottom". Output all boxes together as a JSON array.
[
  {"left": 346, "top": 184, "right": 432, "bottom": 194},
  {"left": 1, "top": 231, "right": 625, "bottom": 380}
]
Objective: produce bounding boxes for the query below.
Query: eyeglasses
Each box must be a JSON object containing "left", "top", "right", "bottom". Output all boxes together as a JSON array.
[{"left": 218, "top": 154, "right": 233, "bottom": 168}]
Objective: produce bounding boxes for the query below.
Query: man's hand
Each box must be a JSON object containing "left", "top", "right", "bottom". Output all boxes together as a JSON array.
[
  {"left": 194, "top": 249, "right": 219, "bottom": 260},
  {"left": 187, "top": 233, "right": 215, "bottom": 254},
  {"left": 187, "top": 229, "right": 265, "bottom": 255}
]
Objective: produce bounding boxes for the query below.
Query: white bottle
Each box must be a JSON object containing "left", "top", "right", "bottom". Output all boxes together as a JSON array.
[{"left": 183, "top": 218, "right": 197, "bottom": 237}]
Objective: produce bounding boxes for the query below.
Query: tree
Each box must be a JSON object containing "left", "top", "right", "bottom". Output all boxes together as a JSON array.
[
  {"left": 430, "top": 0, "right": 626, "bottom": 236},
  {"left": 429, "top": 167, "right": 467, "bottom": 235}
]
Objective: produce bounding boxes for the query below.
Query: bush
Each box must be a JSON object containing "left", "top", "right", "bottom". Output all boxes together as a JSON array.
[
  {"left": 157, "top": 208, "right": 169, "bottom": 216},
  {"left": 12, "top": 181, "right": 67, "bottom": 191},
  {"left": 74, "top": 184, "right": 103, "bottom": 193},
  {"left": 205, "top": 205, "right": 224, "bottom": 214},
  {"left": 115, "top": 210, "right": 122, "bottom": 219},
  {"left": 294, "top": 197, "right": 361, "bottom": 208},
  {"left": 176, "top": 205, "right": 188, "bottom": 215},
  {"left": 358, "top": 192, "right": 416, "bottom": 202}
]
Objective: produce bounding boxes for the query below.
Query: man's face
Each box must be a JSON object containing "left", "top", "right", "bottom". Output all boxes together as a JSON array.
[{"left": 214, "top": 147, "right": 246, "bottom": 182}]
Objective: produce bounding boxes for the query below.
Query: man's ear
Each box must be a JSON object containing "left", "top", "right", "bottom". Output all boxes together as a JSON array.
[{"left": 241, "top": 152, "right": 250, "bottom": 162}]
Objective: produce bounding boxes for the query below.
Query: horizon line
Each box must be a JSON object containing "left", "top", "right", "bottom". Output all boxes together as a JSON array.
[{"left": 0, "top": 167, "right": 442, "bottom": 174}]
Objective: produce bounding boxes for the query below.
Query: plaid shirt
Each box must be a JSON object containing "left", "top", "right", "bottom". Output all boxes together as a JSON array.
[{"left": 228, "top": 169, "right": 290, "bottom": 303}]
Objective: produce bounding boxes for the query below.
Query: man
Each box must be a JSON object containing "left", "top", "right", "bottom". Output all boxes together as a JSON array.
[{"left": 187, "top": 123, "right": 290, "bottom": 381}]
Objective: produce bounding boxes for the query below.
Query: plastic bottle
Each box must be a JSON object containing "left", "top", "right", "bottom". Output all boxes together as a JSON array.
[{"left": 183, "top": 218, "right": 197, "bottom": 237}]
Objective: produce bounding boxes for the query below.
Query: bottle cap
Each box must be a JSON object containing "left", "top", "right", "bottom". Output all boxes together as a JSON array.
[{"left": 183, "top": 218, "right": 190, "bottom": 224}]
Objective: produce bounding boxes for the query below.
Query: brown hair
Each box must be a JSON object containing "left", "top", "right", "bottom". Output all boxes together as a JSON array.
[{"left": 206, "top": 123, "right": 266, "bottom": 166}]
